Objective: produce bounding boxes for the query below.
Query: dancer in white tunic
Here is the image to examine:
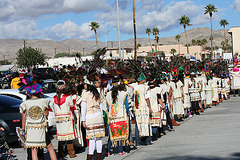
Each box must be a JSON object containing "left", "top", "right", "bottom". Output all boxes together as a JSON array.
[
  {"left": 205, "top": 71, "right": 213, "bottom": 107},
  {"left": 81, "top": 79, "right": 105, "bottom": 160},
  {"left": 19, "top": 77, "right": 56, "bottom": 160},
  {"left": 169, "top": 74, "right": 184, "bottom": 120},
  {"left": 53, "top": 80, "right": 77, "bottom": 159}
]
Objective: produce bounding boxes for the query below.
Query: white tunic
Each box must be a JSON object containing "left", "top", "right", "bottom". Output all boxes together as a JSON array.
[
  {"left": 19, "top": 98, "right": 50, "bottom": 148},
  {"left": 170, "top": 81, "right": 184, "bottom": 115}
]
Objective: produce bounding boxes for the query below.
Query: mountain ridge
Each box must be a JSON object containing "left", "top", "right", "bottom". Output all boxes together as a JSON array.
[{"left": 0, "top": 27, "right": 231, "bottom": 62}]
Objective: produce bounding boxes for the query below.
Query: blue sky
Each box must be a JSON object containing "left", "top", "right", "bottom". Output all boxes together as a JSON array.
[{"left": 0, "top": 0, "right": 239, "bottom": 42}]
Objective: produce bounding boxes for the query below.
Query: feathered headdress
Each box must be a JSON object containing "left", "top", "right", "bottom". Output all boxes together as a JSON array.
[
  {"left": 18, "top": 74, "right": 43, "bottom": 94},
  {"left": 171, "top": 67, "right": 178, "bottom": 77}
]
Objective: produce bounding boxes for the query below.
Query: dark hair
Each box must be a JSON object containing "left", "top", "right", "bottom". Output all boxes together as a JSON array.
[
  {"left": 77, "top": 84, "right": 84, "bottom": 97},
  {"left": 86, "top": 84, "right": 100, "bottom": 101},
  {"left": 111, "top": 83, "right": 126, "bottom": 103}
]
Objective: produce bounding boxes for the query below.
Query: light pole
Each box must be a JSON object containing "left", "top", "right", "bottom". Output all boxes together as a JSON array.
[{"left": 116, "top": 0, "right": 121, "bottom": 60}]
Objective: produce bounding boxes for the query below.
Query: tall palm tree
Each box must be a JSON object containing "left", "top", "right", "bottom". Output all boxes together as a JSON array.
[
  {"left": 175, "top": 34, "right": 181, "bottom": 54},
  {"left": 204, "top": 4, "right": 218, "bottom": 58},
  {"left": 179, "top": 15, "right": 192, "bottom": 54},
  {"left": 89, "top": 21, "right": 100, "bottom": 50},
  {"left": 146, "top": 28, "right": 153, "bottom": 51},
  {"left": 219, "top": 19, "right": 229, "bottom": 53},
  {"left": 152, "top": 28, "right": 159, "bottom": 52}
]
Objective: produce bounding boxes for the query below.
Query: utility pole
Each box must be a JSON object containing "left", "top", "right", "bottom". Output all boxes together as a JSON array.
[
  {"left": 54, "top": 48, "right": 57, "bottom": 57},
  {"left": 133, "top": 0, "right": 137, "bottom": 61},
  {"left": 116, "top": 0, "right": 121, "bottom": 60},
  {"left": 23, "top": 40, "right": 26, "bottom": 51},
  {"left": 68, "top": 46, "right": 70, "bottom": 57}
]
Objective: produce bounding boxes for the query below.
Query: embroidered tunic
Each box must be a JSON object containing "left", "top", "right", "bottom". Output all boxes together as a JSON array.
[
  {"left": 149, "top": 87, "right": 162, "bottom": 127},
  {"left": 212, "top": 77, "right": 221, "bottom": 101},
  {"left": 106, "top": 91, "right": 129, "bottom": 146},
  {"left": 19, "top": 99, "right": 50, "bottom": 148},
  {"left": 81, "top": 91, "right": 105, "bottom": 139},
  {"left": 134, "top": 84, "right": 151, "bottom": 137},
  {"left": 53, "top": 94, "right": 76, "bottom": 141}
]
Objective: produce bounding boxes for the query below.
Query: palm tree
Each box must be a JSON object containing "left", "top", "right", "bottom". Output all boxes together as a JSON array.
[
  {"left": 152, "top": 28, "right": 159, "bottom": 52},
  {"left": 175, "top": 34, "right": 181, "bottom": 55},
  {"left": 219, "top": 19, "right": 229, "bottom": 53},
  {"left": 170, "top": 48, "right": 177, "bottom": 56},
  {"left": 204, "top": 4, "right": 218, "bottom": 58},
  {"left": 89, "top": 21, "right": 100, "bottom": 50},
  {"left": 179, "top": 15, "right": 192, "bottom": 54},
  {"left": 146, "top": 28, "right": 153, "bottom": 51}
]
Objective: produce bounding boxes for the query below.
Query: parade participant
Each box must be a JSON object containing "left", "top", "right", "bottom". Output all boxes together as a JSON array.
[
  {"left": 183, "top": 70, "right": 192, "bottom": 117},
  {"left": 106, "top": 77, "right": 129, "bottom": 155},
  {"left": 205, "top": 70, "right": 213, "bottom": 107},
  {"left": 19, "top": 76, "right": 56, "bottom": 160},
  {"left": 194, "top": 72, "right": 205, "bottom": 112},
  {"left": 69, "top": 83, "right": 84, "bottom": 151},
  {"left": 169, "top": 68, "right": 184, "bottom": 122},
  {"left": 224, "top": 74, "right": 230, "bottom": 99},
  {"left": 81, "top": 79, "right": 105, "bottom": 160},
  {"left": 134, "top": 72, "right": 152, "bottom": 146},
  {"left": 189, "top": 72, "right": 201, "bottom": 115},
  {"left": 53, "top": 80, "right": 77, "bottom": 159},
  {"left": 212, "top": 73, "right": 221, "bottom": 105},
  {"left": 159, "top": 76, "right": 175, "bottom": 131},
  {"left": 148, "top": 77, "right": 165, "bottom": 140}
]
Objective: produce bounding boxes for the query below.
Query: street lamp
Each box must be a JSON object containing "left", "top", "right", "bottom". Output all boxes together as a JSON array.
[{"left": 116, "top": 0, "right": 121, "bottom": 60}]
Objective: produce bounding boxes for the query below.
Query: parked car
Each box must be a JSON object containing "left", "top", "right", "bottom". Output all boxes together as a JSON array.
[
  {"left": 0, "top": 95, "right": 22, "bottom": 143},
  {"left": 0, "top": 88, "right": 56, "bottom": 127}
]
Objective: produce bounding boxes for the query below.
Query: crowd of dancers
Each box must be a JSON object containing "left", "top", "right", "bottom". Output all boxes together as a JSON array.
[{"left": 16, "top": 49, "right": 234, "bottom": 160}]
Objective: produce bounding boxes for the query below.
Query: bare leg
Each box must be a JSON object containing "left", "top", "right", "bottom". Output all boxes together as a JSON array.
[
  {"left": 203, "top": 100, "right": 206, "bottom": 109},
  {"left": 47, "top": 143, "right": 57, "bottom": 160},
  {"left": 31, "top": 148, "right": 38, "bottom": 160}
]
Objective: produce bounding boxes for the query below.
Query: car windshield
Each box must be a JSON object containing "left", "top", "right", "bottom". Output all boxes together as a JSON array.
[
  {"left": 0, "top": 95, "right": 22, "bottom": 107},
  {"left": 0, "top": 95, "right": 22, "bottom": 113}
]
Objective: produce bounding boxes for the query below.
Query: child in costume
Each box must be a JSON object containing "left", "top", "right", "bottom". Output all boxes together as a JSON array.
[{"left": 19, "top": 76, "right": 56, "bottom": 160}]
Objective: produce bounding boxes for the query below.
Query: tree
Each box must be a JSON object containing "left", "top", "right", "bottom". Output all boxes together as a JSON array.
[
  {"left": 192, "top": 39, "right": 196, "bottom": 46},
  {"left": 175, "top": 34, "right": 181, "bottom": 55},
  {"left": 89, "top": 21, "right": 100, "bottom": 50},
  {"left": 137, "top": 43, "right": 142, "bottom": 48},
  {"left": 170, "top": 48, "right": 177, "bottom": 55},
  {"left": 221, "top": 41, "right": 225, "bottom": 50},
  {"left": 146, "top": 28, "right": 153, "bottom": 51},
  {"left": 152, "top": 27, "right": 159, "bottom": 52},
  {"left": 179, "top": 15, "right": 192, "bottom": 54},
  {"left": 220, "top": 19, "right": 229, "bottom": 53},
  {"left": 16, "top": 47, "right": 47, "bottom": 69},
  {"left": 204, "top": 4, "right": 218, "bottom": 58},
  {"left": 0, "top": 60, "right": 11, "bottom": 65}
]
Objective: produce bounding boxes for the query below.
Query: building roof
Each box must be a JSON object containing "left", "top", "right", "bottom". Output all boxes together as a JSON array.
[{"left": 0, "top": 64, "right": 15, "bottom": 72}]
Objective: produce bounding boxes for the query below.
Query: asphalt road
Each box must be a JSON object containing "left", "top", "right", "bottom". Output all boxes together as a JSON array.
[{"left": 7, "top": 97, "right": 240, "bottom": 160}]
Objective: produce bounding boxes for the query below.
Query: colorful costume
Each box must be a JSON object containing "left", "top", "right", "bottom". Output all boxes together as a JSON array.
[
  {"left": 53, "top": 94, "right": 76, "bottom": 141},
  {"left": 19, "top": 99, "right": 50, "bottom": 148},
  {"left": 106, "top": 91, "right": 129, "bottom": 146}
]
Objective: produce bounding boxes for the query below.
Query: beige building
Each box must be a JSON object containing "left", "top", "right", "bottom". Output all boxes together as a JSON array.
[
  {"left": 105, "top": 48, "right": 134, "bottom": 59},
  {"left": 138, "top": 44, "right": 203, "bottom": 59},
  {"left": 228, "top": 27, "right": 240, "bottom": 55}
]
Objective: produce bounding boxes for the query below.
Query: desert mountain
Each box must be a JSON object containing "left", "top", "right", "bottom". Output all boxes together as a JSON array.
[{"left": 0, "top": 27, "right": 231, "bottom": 62}]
